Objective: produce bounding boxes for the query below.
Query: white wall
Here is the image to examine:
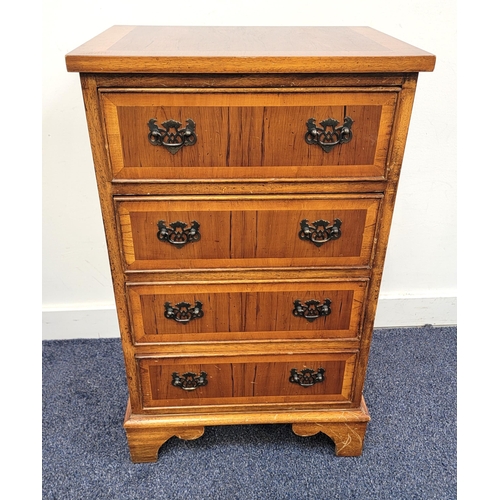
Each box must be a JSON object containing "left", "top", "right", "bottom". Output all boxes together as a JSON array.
[{"left": 42, "top": 0, "right": 457, "bottom": 339}]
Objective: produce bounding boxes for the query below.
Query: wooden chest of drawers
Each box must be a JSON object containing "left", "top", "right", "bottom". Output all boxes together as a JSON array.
[{"left": 66, "top": 26, "right": 435, "bottom": 462}]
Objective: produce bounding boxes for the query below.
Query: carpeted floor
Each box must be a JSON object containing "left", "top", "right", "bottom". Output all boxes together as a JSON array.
[{"left": 42, "top": 326, "right": 456, "bottom": 499}]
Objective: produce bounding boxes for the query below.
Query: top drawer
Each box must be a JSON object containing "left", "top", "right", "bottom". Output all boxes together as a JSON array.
[{"left": 101, "top": 90, "right": 397, "bottom": 181}]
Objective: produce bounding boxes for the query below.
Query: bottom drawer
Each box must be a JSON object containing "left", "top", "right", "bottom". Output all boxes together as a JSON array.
[{"left": 138, "top": 352, "right": 357, "bottom": 409}]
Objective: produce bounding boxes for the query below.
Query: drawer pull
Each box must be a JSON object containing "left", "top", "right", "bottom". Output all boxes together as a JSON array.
[
  {"left": 289, "top": 368, "right": 325, "bottom": 387},
  {"left": 147, "top": 118, "right": 197, "bottom": 155},
  {"left": 171, "top": 371, "right": 208, "bottom": 391},
  {"left": 157, "top": 220, "right": 201, "bottom": 248},
  {"left": 305, "top": 116, "right": 353, "bottom": 153},
  {"left": 293, "top": 298, "right": 332, "bottom": 322},
  {"left": 164, "top": 301, "right": 204, "bottom": 323},
  {"left": 299, "top": 218, "right": 342, "bottom": 247}
]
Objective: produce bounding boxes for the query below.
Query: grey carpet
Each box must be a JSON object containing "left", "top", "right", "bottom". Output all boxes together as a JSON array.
[{"left": 42, "top": 326, "right": 456, "bottom": 499}]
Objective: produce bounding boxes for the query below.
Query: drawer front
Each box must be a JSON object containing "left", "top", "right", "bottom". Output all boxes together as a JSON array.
[
  {"left": 101, "top": 90, "right": 397, "bottom": 180},
  {"left": 128, "top": 280, "right": 367, "bottom": 344},
  {"left": 116, "top": 195, "right": 381, "bottom": 271},
  {"left": 138, "top": 352, "right": 357, "bottom": 409}
]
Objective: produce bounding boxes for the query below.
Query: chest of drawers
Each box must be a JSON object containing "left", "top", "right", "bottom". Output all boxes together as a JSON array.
[{"left": 66, "top": 26, "right": 435, "bottom": 462}]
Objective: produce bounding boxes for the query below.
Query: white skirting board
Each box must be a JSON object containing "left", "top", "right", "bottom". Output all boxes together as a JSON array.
[{"left": 42, "top": 295, "right": 457, "bottom": 340}]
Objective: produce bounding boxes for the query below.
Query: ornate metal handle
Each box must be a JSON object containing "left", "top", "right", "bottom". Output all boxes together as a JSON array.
[
  {"left": 171, "top": 371, "right": 208, "bottom": 391},
  {"left": 293, "top": 298, "right": 332, "bottom": 322},
  {"left": 305, "top": 117, "right": 353, "bottom": 152},
  {"left": 157, "top": 220, "right": 201, "bottom": 248},
  {"left": 147, "top": 118, "right": 197, "bottom": 155},
  {"left": 289, "top": 368, "right": 325, "bottom": 387},
  {"left": 164, "top": 301, "right": 204, "bottom": 324},
  {"left": 298, "top": 219, "right": 342, "bottom": 247}
]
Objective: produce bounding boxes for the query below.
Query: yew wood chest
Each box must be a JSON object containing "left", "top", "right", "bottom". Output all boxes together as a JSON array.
[{"left": 66, "top": 26, "right": 435, "bottom": 462}]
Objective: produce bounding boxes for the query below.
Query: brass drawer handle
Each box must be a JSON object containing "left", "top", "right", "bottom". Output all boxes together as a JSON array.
[
  {"left": 293, "top": 298, "right": 332, "bottom": 322},
  {"left": 305, "top": 116, "right": 353, "bottom": 152},
  {"left": 157, "top": 220, "right": 201, "bottom": 248},
  {"left": 289, "top": 368, "right": 325, "bottom": 387},
  {"left": 164, "top": 301, "right": 204, "bottom": 324},
  {"left": 147, "top": 118, "right": 197, "bottom": 155},
  {"left": 298, "top": 218, "right": 342, "bottom": 247},
  {"left": 171, "top": 371, "right": 208, "bottom": 391}
]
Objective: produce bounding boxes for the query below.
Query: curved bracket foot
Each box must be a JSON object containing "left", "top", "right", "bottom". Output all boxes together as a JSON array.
[
  {"left": 292, "top": 421, "right": 368, "bottom": 456},
  {"left": 124, "top": 424, "right": 205, "bottom": 463}
]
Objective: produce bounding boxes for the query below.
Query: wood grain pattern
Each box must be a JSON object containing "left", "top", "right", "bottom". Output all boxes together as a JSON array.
[
  {"left": 79, "top": 75, "right": 144, "bottom": 412},
  {"left": 138, "top": 352, "right": 357, "bottom": 408},
  {"left": 292, "top": 421, "right": 368, "bottom": 456},
  {"left": 66, "top": 26, "right": 436, "bottom": 74},
  {"left": 94, "top": 73, "right": 409, "bottom": 90},
  {"left": 68, "top": 26, "right": 434, "bottom": 461},
  {"left": 123, "top": 397, "right": 370, "bottom": 462},
  {"left": 127, "top": 280, "right": 367, "bottom": 343},
  {"left": 115, "top": 195, "right": 381, "bottom": 270},
  {"left": 101, "top": 90, "right": 396, "bottom": 179},
  {"left": 352, "top": 75, "right": 420, "bottom": 402}
]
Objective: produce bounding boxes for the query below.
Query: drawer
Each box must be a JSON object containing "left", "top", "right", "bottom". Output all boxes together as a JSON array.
[
  {"left": 101, "top": 90, "right": 397, "bottom": 181},
  {"left": 115, "top": 195, "right": 381, "bottom": 271},
  {"left": 128, "top": 280, "right": 367, "bottom": 344},
  {"left": 138, "top": 352, "right": 357, "bottom": 409}
]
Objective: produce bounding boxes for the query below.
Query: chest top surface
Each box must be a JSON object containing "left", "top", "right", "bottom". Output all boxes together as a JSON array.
[{"left": 65, "top": 25, "right": 435, "bottom": 74}]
